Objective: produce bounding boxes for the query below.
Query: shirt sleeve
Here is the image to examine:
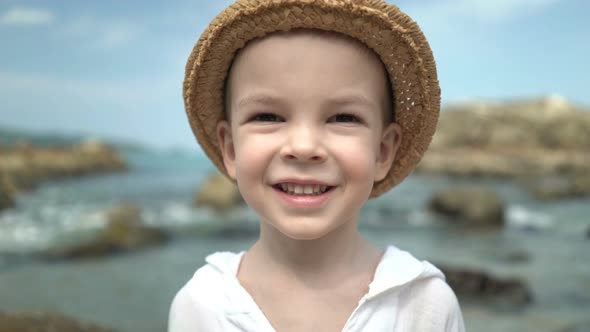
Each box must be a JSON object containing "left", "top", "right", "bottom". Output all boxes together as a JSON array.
[
  {"left": 401, "top": 277, "right": 466, "bottom": 332},
  {"left": 168, "top": 284, "right": 225, "bottom": 332},
  {"left": 443, "top": 287, "right": 466, "bottom": 332}
]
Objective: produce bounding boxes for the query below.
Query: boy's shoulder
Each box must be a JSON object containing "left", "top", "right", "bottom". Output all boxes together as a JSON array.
[
  {"left": 367, "top": 245, "right": 446, "bottom": 295},
  {"left": 369, "top": 246, "right": 464, "bottom": 330},
  {"left": 374, "top": 245, "right": 459, "bottom": 302},
  {"left": 168, "top": 251, "right": 245, "bottom": 331},
  {"left": 175, "top": 250, "right": 244, "bottom": 303}
]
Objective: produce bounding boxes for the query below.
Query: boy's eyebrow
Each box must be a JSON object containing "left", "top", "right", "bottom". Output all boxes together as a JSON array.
[
  {"left": 236, "top": 93, "right": 377, "bottom": 110},
  {"left": 324, "top": 94, "right": 377, "bottom": 110},
  {"left": 236, "top": 94, "right": 286, "bottom": 109}
]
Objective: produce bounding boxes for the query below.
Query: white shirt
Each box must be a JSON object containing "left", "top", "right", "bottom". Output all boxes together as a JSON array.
[{"left": 168, "top": 245, "right": 466, "bottom": 332}]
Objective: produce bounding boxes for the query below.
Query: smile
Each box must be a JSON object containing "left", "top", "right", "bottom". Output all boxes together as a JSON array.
[
  {"left": 274, "top": 183, "right": 333, "bottom": 196},
  {"left": 272, "top": 182, "right": 335, "bottom": 208}
]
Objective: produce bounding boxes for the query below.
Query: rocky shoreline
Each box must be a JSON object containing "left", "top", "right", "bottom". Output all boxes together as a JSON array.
[
  {"left": 0, "top": 96, "right": 587, "bottom": 331},
  {"left": 0, "top": 139, "right": 128, "bottom": 211},
  {"left": 417, "top": 96, "right": 590, "bottom": 199},
  {"left": 0, "top": 311, "right": 116, "bottom": 332},
  {"left": 42, "top": 203, "right": 169, "bottom": 260}
]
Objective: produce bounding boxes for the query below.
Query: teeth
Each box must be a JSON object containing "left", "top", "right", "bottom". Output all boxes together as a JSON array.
[{"left": 277, "top": 183, "right": 331, "bottom": 195}]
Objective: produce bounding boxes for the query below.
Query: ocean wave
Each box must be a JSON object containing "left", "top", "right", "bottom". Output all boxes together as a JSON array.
[
  {"left": 506, "top": 205, "right": 553, "bottom": 231},
  {"left": 0, "top": 221, "right": 52, "bottom": 253}
]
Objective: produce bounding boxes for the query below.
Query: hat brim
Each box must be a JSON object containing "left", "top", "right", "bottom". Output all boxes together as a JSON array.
[{"left": 184, "top": 0, "right": 440, "bottom": 198}]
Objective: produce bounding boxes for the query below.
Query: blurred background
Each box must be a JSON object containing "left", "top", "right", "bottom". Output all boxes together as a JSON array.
[{"left": 0, "top": 0, "right": 588, "bottom": 331}]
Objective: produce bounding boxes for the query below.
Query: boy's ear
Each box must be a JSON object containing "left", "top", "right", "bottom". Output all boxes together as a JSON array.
[
  {"left": 216, "top": 120, "right": 237, "bottom": 180},
  {"left": 374, "top": 122, "right": 402, "bottom": 182}
]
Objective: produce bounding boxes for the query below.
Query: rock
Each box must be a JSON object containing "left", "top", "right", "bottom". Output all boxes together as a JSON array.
[
  {"left": 77, "top": 138, "right": 112, "bottom": 154},
  {"left": 432, "top": 96, "right": 590, "bottom": 150},
  {"left": 418, "top": 96, "right": 590, "bottom": 178},
  {"left": 44, "top": 203, "right": 168, "bottom": 260},
  {"left": 0, "top": 140, "right": 128, "bottom": 197},
  {"left": 418, "top": 148, "right": 590, "bottom": 178},
  {"left": 0, "top": 311, "right": 115, "bottom": 332},
  {"left": 438, "top": 265, "right": 532, "bottom": 307},
  {"left": 0, "top": 173, "right": 15, "bottom": 211},
  {"left": 103, "top": 203, "right": 167, "bottom": 251},
  {"left": 72, "top": 139, "right": 128, "bottom": 173},
  {"left": 0, "top": 154, "right": 39, "bottom": 193},
  {"left": 14, "top": 140, "right": 34, "bottom": 153},
  {"left": 427, "top": 187, "right": 505, "bottom": 226},
  {"left": 44, "top": 238, "right": 113, "bottom": 259},
  {"left": 194, "top": 173, "right": 243, "bottom": 211},
  {"left": 502, "top": 250, "right": 531, "bottom": 264},
  {"left": 529, "top": 173, "right": 590, "bottom": 200}
]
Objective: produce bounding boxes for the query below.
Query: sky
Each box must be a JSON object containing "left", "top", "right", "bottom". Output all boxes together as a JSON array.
[{"left": 0, "top": 0, "right": 588, "bottom": 150}]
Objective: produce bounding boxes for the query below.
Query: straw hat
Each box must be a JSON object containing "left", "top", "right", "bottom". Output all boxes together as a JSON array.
[{"left": 183, "top": 0, "right": 440, "bottom": 198}]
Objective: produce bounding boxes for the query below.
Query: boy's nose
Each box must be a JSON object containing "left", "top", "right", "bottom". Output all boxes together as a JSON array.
[{"left": 280, "top": 124, "right": 326, "bottom": 163}]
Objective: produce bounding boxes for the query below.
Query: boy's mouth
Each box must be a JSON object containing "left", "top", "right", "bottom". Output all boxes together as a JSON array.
[{"left": 272, "top": 183, "right": 335, "bottom": 196}]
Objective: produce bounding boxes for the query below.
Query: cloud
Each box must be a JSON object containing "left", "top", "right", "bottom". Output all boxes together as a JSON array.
[
  {"left": 96, "top": 22, "right": 141, "bottom": 49},
  {"left": 0, "top": 7, "right": 54, "bottom": 26},
  {"left": 59, "top": 17, "right": 141, "bottom": 50}
]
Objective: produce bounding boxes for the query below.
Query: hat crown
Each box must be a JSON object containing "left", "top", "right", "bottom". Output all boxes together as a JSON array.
[{"left": 184, "top": 0, "right": 440, "bottom": 198}]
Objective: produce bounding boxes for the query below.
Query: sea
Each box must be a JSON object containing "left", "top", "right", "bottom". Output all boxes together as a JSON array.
[{"left": 0, "top": 148, "right": 589, "bottom": 332}]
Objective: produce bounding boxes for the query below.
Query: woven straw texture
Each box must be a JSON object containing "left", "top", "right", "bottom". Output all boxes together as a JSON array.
[{"left": 183, "top": 0, "right": 440, "bottom": 198}]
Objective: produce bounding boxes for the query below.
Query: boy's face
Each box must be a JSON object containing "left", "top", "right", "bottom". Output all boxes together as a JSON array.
[{"left": 217, "top": 31, "right": 402, "bottom": 240}]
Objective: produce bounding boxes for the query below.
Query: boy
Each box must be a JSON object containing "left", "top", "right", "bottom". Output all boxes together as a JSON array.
[{"left": 170, "top": 0, "right": 465, "bottom": 331}]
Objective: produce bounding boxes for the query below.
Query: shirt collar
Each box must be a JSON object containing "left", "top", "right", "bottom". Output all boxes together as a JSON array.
[
  {"left": 205, "top": 250, "right": 244, "bottom": 275},
  {"left": 366, "top": 245, "right": 432, "bottom": 298},
  {"left": 204, "top": 246, "right": 443, "bottom": 311}
]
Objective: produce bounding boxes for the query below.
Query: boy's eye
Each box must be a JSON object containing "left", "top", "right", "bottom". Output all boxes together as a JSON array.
[
  {"left": 330, "top": 113, "right": 361, "bottom": 123},
  {"left": 250, "top": 113, "right": 283, "bottom": 122}
]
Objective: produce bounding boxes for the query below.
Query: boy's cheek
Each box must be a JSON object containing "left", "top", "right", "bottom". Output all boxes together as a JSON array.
[
  {"left": 334, "top": 136, "right": 381, "bottom": 157},
  {"left": 234, "top": 141, "right": 275, "bottom": 173}
]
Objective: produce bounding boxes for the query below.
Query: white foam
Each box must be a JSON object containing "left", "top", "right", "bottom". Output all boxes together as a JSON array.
[
  {"left": 0, "top": 222, "right": 52, "bottom": 253},
  {"left": 408, "top": 210, "right": 435, "bottom": 227},
  {"left": 507, "top": 205, "right": 553, "bottom": 230}
]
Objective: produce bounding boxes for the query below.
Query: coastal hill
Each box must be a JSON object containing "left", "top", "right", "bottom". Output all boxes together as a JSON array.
[
  {"left": 418, "top": 95, "right": 590, "bottom": 177},
  {"left": 0, "top": 129, "right": 130, "bottom": 211},
  {"left": 0, "top": 127, "right": 146, "bottom": 152}
]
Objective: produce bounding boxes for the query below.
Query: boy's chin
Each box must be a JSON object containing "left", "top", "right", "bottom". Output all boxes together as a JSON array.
[
  {"left": 279, "top": 230, "right": 330, "bottom": 242},
  {"left": 264, "top": 219, "right": 347, "bottom": 242}
]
